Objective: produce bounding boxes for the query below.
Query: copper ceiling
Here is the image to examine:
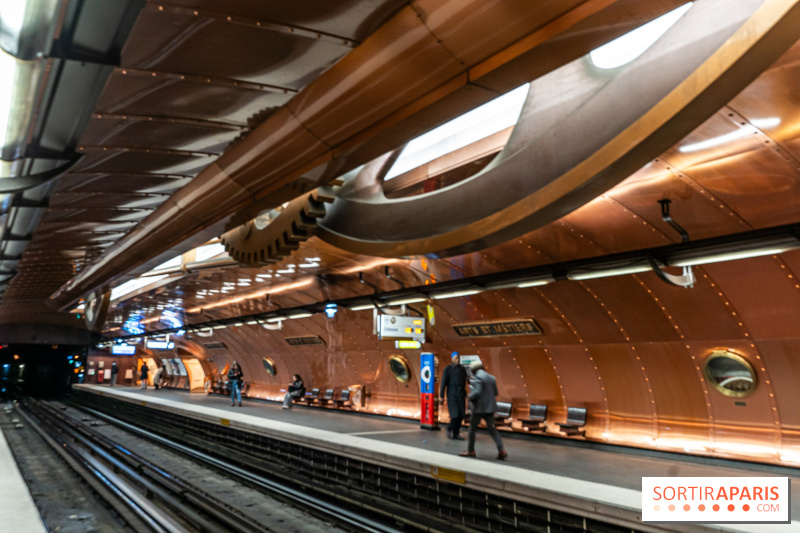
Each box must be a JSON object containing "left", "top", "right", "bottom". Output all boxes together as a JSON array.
[{"left": 1, "top": 0, "right": 798, "bottom": 466}]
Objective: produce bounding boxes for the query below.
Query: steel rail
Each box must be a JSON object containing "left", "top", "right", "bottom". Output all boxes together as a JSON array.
[
  {"left": 77, "top": 404, "right": 405, "bottom": 533},
  {"left": 22, "top": 400, "right": 274, "bottom": 533},
  {"left": 15, "top": 404, "right": 171, "bottom": 533}
]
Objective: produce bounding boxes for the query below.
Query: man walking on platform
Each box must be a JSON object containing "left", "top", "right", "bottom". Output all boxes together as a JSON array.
[
  {"left": 459, "top": 361, "right": 507, "bottom": 460},
  {"left": 440, "top": 352, "right": 467, "bottom": 440}
]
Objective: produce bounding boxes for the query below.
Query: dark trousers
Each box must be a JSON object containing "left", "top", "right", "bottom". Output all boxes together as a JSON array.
[
  {"left": 448, "top": 416, "right": 463, "bottom": 436},
  {"left": 467, "top": 413, "right": 504, "bottom": 453}
]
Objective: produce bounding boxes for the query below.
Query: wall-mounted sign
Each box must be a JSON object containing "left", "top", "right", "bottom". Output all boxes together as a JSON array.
[
  {"left": 285, "top": 335, "right": 325, "bottom": 346},
  {"left": 459, "top": 355, "right": 481, "bottom": 368},
  {"left": 378, "top": 315, "right": 425, "bottom": 342},
  {"left": 203, "top": 342, "right": 227, "bottom": 350},
  {"left": 111, "top": 344, "right": 136, "bottom": 355},
  {"left": 453, "top": 318, "right": 541, "bottom": 338},
  {"left": 146, "top": 340, "right": 175, "bottom": 350},
  {"left": 420, "top": 352, "right": 438, "bottom": 430},
  {"left": 395, "top": 340, "right": 421, "bottom": 350}
]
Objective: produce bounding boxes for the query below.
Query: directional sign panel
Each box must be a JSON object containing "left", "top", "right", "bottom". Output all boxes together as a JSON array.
[{"left": 378, "top": 315, "right": 425, "bottom": 342}]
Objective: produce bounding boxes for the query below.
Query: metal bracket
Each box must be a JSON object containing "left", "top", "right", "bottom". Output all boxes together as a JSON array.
[
  {"left": 658, "top": 199, "right": 689, "bottom": 243},
  {"left": 359, "top": 272, "right": 381, "bottom": 293},
  {"left": 265, "top": 294, "right": 282, "bottom": 309},
  {"left": 260, "top": 321, "right": 282, "bottom": 331},
  {"left": 384, "top": 266, "right": 405, "bottom": 289},
  {"left": 648, "top": 257, "right": 695, "bottom": 288}
]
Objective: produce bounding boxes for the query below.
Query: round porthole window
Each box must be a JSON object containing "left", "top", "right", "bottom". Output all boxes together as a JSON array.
[
  {"left": 388, "top": 355, "right": 411, "bottom": 383},
  {"left": 703, "top": 350, "right": 757, "bottom": 398},
  {"left": 262, "top": 357, "right": 276, "bottom": 376}
]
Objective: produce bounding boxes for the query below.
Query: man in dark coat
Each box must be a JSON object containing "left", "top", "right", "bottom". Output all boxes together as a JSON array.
[
  {"left": 459, "top": 360, "right": 507, "bottom": 460},
  {"left": 110, "top": 362, "right": 119, "bottom": 386},
  {"left": 139, "top": 363, "right": 149, "bottom": 390},
  {"left": 439, "top": 352, "right": 467, "bottom": 440}
]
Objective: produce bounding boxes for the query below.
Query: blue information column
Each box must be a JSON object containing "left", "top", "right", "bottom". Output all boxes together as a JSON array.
[{"left": 420, "top": 352, "right": 439, "bottom": 430}]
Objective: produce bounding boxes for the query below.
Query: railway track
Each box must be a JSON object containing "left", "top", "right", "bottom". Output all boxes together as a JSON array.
[{"left": 17, "top": 399, "right": 401, "bottom": 533}]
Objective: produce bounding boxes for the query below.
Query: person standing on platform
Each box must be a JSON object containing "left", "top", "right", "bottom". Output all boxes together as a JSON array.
[
  {"left": 228, "top": 361, "right": 244, "bottom": 406},
  {"left": 153, "top": 365, "right": 164, "bottom": 390},
  {"left": 459, "top": 361, "right": 507, "bottom": 460},
  {"left": 110, "top": 362, "right": 119, "bottom": 386},
  {"left": 139, "top": 363, "right": 149, "bottom": 390},
  {"left": 439, "top": 352, "right": 467, "bottom": 440},
  {"left": 282, "top": 374, "right": 306, "bottom": 409}
]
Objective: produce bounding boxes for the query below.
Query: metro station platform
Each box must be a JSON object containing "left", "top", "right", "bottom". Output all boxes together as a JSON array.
[
  {"left": 0, "top": 408, "right": 48, "bottom": 533},
  {"left": 75, "top": 384, "right": 800, "bottom": 533}
]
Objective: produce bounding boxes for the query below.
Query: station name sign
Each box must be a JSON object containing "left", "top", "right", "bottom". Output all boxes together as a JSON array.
[
  {"left": 285, "top": 335, "right": 326, "bottom": 346},
  {"left": 203, "top": 342, "right": 227, "bottom": 350},
  {"left": 453, "top": 318, "right": 541, "bottom": 338}
]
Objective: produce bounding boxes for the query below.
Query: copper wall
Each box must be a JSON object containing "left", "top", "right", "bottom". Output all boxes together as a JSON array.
[{"left": 140, "top": 247, "right": 800, "bottom": 466}]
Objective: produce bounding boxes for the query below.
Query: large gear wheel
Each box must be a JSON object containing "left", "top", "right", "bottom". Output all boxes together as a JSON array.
[{"left": 220, "top": 184, "right": 339, "bottom": 266}]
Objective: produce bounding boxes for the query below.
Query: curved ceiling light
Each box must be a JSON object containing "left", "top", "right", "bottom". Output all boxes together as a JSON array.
[
  {"left": 678, "top": 117, "right": 780, "bottom": 153},
  {"left": 590, "top": 3, "right": 693, "bottom": 69},
  {"left": 384, "top": 83, "right": 530, "bottom": 181}
]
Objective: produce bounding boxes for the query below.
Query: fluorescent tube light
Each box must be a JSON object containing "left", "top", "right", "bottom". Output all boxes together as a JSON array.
[
  {"left": 671, "top": 248, "right": 791, "bottom": 267},
  {"left": 386, "top": 296, "right": 428, "bottom": 305},
  {"left": 567, "top": 265, "right": 651, "bottom": 281},
  {"left": 348, "top": 303, "right": 376, "bottom": 311},
  {"left": 431, "top": 289, "right": 481, "bottom": 300},
  {"left": 516, "top": 279, "right": 551, "bottom": 288},
  {"left": 287, "top": 312, "right": 313, "bottom": 319}
]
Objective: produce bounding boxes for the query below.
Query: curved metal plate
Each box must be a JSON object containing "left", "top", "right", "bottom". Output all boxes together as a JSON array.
[{"left": 318, "top": 0, "right": 800, "bottom": 257}]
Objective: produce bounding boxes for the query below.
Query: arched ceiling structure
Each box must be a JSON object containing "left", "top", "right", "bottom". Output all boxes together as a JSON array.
[{"left": 1, "top": 0, "right": 800, "bottom": 465}]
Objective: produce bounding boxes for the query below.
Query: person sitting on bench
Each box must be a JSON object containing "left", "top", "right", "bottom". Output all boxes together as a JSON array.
[{"left": 283, "top": 374, "right": 306, "bottom": 409}]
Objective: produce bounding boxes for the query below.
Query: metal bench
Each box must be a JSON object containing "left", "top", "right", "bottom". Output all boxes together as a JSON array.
[
  {"left": 494, "top": 401, "right": 513, "bottom": 425},
  {"left": 319, "top": 388, "right": 335, "bottom": 406},
  {"left": 300, "top": 388, "right": 320, "bottom": 404},
  {"left": 333, "top": 389, "right": 351, "bottom": 408},
  {"left": 520, "top": 404, "right": 548, "bottom": 432},
  {"left": 558, "top": 407, "right": 587, "bottom": 437}
]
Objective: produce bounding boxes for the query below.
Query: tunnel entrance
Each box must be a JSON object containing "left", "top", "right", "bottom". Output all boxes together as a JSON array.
[{"left": 0, "top": 344, "right": 87, "bottom": 399}]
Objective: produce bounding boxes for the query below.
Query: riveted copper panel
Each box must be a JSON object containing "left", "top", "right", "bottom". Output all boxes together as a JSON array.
[
  {"left": 56, "top": 174, "right": 192, "bottom": 195},
  {"left": 80, "top": 117, "right": 242, "bottom": 153},
  {"left": 588, "top": 344, "right": 653, "bottom": 441},
  {"left": 96, "top": 73, "right": 289, "bottom": 125},
  {"left": 756, "top": 339, "right": 800, "bottom": 454},
  {"left": 124, "top": 7, "right": 349, "bottom": 90},
  {"left": 158, "top": 0, "right": 408, "bottom": 41},
  {"left": 702, "top": 255, "right": 800, "bottom": 339},
  {"left": 633, "top": 342, "right": 710, "bottom": 447}
]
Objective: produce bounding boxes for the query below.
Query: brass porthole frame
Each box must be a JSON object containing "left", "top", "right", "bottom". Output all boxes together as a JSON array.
[
  {"left": 262, "top": 357, "right": 276, "bottom": 376},
  {"left": 703, "top": 349, "right": 757, "bottom": 398},
  {"left": 388, "top": 354, "right": 411, "bottom": 383}
]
